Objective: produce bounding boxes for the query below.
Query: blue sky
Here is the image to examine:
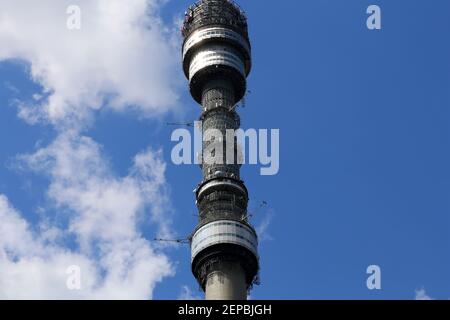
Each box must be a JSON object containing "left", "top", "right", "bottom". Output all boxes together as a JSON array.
[{"left": 0, "top": 0, "right": 449, "bottom": 299}]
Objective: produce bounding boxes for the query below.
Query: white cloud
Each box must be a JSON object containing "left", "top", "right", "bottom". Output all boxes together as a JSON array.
[
  {"left": 0, "top": 0, "right": 180, "bottom": 129},
  {"left": 256, "top": 209, "right": 274, "bottom": 242},
  {"left": 0, "top": 0, "right": 182, "bottom": 299},
  {"left": 0, "top": 133, "right": 175, "bottom": 299},
  {"left": 22, "top": 132, "right": 174, "bottom": 244},
  {"left": 415, "top": 288, "right": 433, "bottom": 300},
  {"left": 178, "top": 285, "right": 201, "bottom": 300}
]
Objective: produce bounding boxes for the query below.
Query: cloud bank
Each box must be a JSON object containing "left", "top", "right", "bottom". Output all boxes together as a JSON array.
[
  {"left": 0, "top": 0, "right": 180, "bottom": 129},
  {"left": 0, "top": 0, "right": 181, "bottom": 299},
  {"left": 0, "top": 133, "right": 174, "bottom": 299},
  {"left": 178, "top": 285, "right": 201, "bottom": 300},
  {"left": 415, "top": 288, "right": 433, "bottom": 300}
]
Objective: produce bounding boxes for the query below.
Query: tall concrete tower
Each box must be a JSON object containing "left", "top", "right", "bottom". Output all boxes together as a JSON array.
[{"left": 182, "top": 0, "right": 259, "bottom": 300}]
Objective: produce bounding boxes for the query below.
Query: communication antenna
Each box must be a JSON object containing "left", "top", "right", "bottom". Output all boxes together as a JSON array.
[
  {"left": 241, "top": 90, "right": 252, "bottom": 108},
  {"left": 229, "top": 90, "right": 251, "bottom": 112},
  {"left": 153, "top": 237, "right": 191, "bottom": 245},
  {"left": 166, "top": 122, "right": 194, "bottom": 127},
  {"left": 246, "top": 200, "right": 268, "bottom": 221}
]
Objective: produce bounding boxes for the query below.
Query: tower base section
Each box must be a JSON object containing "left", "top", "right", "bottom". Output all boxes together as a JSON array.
[{"left": 205, "top": 261, "right": 247, "bottom": 300}]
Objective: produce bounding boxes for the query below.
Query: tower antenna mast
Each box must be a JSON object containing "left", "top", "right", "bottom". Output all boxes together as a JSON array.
[{"left": 181, "top": 0, "right": 259, "bottom": 300}]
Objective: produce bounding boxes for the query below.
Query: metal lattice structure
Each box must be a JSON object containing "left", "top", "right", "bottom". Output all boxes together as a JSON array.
[
  {"left": 182, "top": 0, "right": 249, "bottom": 39},
  {"left": 182, "top": 0, "right": 259, "bottom": 300}
]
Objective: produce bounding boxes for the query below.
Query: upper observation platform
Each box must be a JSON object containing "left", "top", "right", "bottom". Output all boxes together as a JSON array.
[{"left": 182, "top": 0, "right": 249, "bottom": 41}]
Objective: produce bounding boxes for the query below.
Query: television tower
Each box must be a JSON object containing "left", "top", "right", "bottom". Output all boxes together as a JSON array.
[{"left": 182, "top": 0, "right": 259, "bottom": 300}]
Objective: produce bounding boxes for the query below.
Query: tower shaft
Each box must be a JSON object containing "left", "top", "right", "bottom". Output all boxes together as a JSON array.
[
  {"left": 182, "top": 0, "right": 259, "bottom": 300},
  {"left": 205, "top": 261, "right": 247, "bottom": 300}
]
